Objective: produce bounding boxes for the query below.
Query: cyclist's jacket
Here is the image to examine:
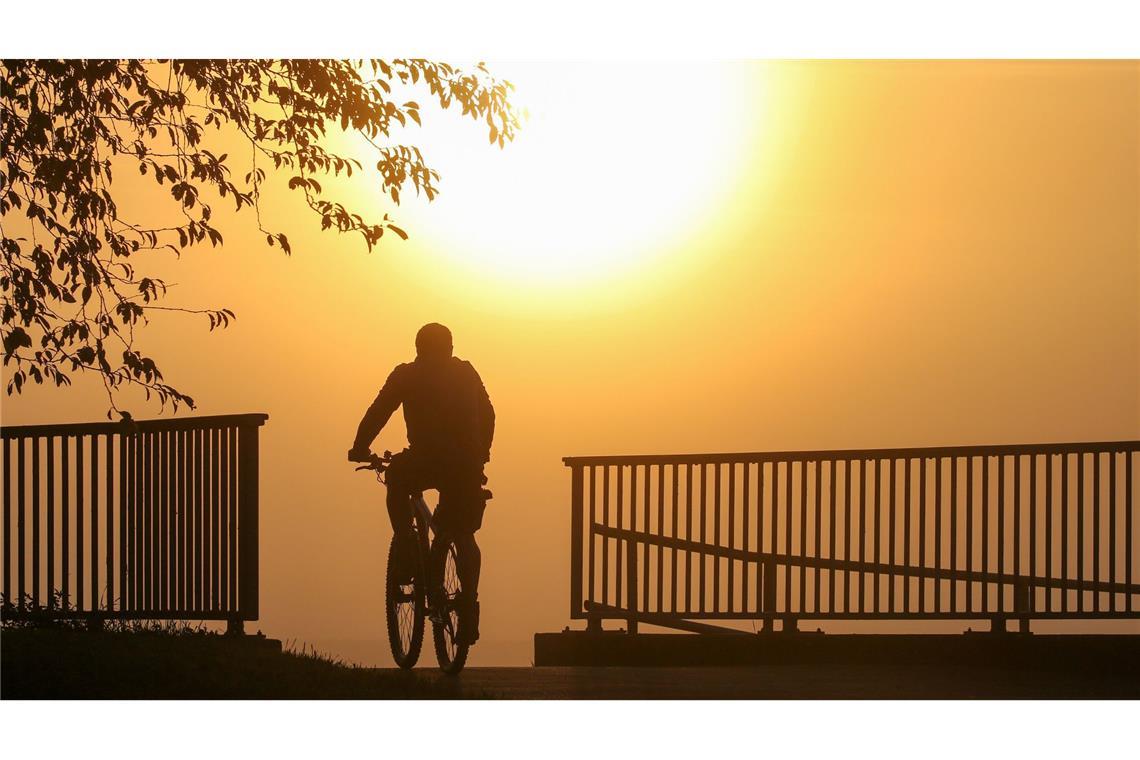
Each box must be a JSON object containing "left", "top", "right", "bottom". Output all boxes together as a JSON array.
[{"left": 353, "top": 356, "right": 495, "bottom": 464}]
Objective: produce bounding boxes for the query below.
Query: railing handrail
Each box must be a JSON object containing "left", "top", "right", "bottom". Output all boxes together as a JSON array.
[
  {"left": 1, "top": 413, "right": 269, "bottom": 439},
  {"left": 564, "top": 439, "right": 1140, "bottom": 466}
]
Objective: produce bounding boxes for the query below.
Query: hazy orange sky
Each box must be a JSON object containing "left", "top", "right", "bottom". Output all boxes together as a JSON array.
[{"left": 3, "top": 60, "right": 1138, "bottom": 664}]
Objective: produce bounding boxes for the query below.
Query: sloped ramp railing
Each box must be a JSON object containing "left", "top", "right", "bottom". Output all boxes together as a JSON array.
[
  {"left": 2, "top": 413, "right": 268, "bottom": 632},
  {"left": 564, "top": 441, "right": 1139, "bottom": 634}
]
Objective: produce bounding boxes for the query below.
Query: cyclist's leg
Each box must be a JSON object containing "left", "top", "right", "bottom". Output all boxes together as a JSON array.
[
  {"left": 385, "top": 488, "right": 413, "bottom": 533},
  {"left": 384, "top": 449, "right": 425, "bottom": 534},
  {"left": 384, "top": 451, "right": 430, "bottom": 584},
  {"left": 453, "top": 531, "right": 481, "bottom": 644},
  {"left": 434, "top": 462, "right": 489, "bottom": 644},
  {"left": 454, "top": 532, "right": 481, "bottom": 600}
]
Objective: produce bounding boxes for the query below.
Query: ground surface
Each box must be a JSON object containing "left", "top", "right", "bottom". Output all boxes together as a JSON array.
[
  {"left": 1, "top": 628, "right": 478, "bottom": 699},
  {"left": 416, "top": 663, "right": 1140, "bottom": 699},
  {"left": 5, "top": 628, "right": 1137, "bottom": 699}
]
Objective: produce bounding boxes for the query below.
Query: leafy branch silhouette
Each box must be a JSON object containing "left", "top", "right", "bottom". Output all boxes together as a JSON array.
[{"left": 0, "top": 59, "right": 520, "bottom": 413}]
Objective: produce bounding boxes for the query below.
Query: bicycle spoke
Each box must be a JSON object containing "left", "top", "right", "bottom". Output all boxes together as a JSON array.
[
  {"left": 428, "top": 538, "right": 470, "bottom": 672},
  {"left": 443, "top": 545, "right": 461, "bottom": 656},
  {"left": 387, "top": 531, "right": 425, "bottom": 664},
  {"left": 398, "top": 604, "right": 413, "bottom": 647}
]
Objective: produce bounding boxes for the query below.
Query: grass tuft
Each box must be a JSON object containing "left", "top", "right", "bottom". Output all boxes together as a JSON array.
[{"left": 2, "top": 624, "right": 489, "bottom": 699}]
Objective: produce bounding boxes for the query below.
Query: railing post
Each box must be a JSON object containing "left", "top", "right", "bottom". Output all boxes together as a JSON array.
[
  {"left": 1015, "top": 580, "right": 1032, "bottom": 634},
  {"left": 626, "top": 536, "right": 638, "bottom": 634},
  {"left": 237, "top": 423, "right": 260, "bottom": 626},
  {"left": 762, "top": 557, "right": 776, "bottom": 632},
  {"left": 570, "top": 465, "right": 584, "bottom": 620},
  {"left": 3, "top": 438, "right": 10, "bottom": 610}
]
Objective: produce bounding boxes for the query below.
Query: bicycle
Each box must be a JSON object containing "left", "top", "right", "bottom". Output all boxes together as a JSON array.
[{"left": 355, "top": 451, "right": 473, "bottom": 674}]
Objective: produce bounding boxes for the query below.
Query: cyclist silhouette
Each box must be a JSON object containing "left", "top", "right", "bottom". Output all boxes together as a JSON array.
[{"left": 348, "top": 323, "right": 495, "bottom": 645}]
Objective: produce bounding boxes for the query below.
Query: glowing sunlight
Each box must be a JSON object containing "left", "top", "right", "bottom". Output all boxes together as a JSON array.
[{"left": 387, "top": 62, "right": 769, "bottom": 290}]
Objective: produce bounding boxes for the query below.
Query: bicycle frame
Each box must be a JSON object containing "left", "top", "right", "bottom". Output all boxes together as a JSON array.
[
  {"left": 356, "top": 456, "right": 458, "bottom": 630},
  {"left": 410, "top": 493, "right": 433, "bottom": 537},
  {"left": 407, "top": 492, "right": 449, "bottom": 621},
  {"left": 357, "top": 451, "right": 471, "bottom": 671}
]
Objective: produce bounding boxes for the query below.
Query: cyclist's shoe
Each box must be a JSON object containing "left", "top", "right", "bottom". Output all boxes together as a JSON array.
[{"left": 456, "top": 596, "right": 480, "bottom": 646}]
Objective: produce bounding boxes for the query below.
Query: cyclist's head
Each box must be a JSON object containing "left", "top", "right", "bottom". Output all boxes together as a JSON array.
[{"left": 415, "top": 322, "right": 453, "bottom": 361}]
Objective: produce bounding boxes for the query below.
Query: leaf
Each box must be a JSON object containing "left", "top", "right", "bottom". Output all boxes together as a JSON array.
[
  {"left": 3, "top": 327, "right": 32, "bottom": 355},
  {"left": 1, "top": 58, "right": 520, "bottom": 411}
]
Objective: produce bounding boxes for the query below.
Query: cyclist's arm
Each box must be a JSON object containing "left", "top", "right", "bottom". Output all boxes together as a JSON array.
[
  {"left": 470, "top": 364, "right": 495, "bottom": 461},
  {"left": 350, "top": 367, "right": 404, "bottom": 457},
  {"left": 480, "top": 390, "right": 495, "bottom": 459}
]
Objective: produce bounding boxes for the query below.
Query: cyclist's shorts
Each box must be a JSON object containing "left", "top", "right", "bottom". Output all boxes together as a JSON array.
[{"left": 385, "top": 448, "right": 489, "bottom": 536}]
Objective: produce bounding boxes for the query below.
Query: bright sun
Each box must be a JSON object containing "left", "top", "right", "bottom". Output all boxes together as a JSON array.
[{"left": 371, "top": 62, "right": 767, "bottom": 290}]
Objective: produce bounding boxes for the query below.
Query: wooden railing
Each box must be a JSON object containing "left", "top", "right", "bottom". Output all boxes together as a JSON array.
[
  {"left": 564, "top": 441, "right": 1140, "bottom": 634},
  {"left": 1, "top": 413, "right": 268, "bottom": 631}
]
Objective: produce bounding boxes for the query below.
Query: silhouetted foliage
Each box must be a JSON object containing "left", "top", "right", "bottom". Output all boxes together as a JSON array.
[{"left": 0, "top": 59, "right": 520, "bottom": 411}]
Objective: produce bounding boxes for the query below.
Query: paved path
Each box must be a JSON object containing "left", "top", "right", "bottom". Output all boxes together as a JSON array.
[{"left": 408, "top": 664, "right": 1140, "bottom": 699}]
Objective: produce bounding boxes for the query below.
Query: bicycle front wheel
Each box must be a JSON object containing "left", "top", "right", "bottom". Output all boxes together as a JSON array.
[
  {"left": 430, "top": 537, "right": 471, "bottom": 675},
  {"left": 385, "top": 530, "right": 425, "bottom": 669}
]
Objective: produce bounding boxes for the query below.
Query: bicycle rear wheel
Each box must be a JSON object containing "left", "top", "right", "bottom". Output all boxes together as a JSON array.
[
  {"left": 430, "top": 537, "right": 470, "bottom": 674},
  {"left": 385, "top": 529, "right": 425, "bottom": 669}
]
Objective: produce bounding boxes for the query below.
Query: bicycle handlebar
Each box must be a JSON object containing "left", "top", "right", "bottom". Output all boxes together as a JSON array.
[{"left": 352, "top": 450, "right": 393, "bottom": 473}]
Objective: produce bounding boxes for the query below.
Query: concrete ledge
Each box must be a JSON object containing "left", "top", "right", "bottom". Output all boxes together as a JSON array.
[
  {"left": 225, "top": 633, "right": 283, "bottom": 653},
  {"left": 534, "top": 630, "right": 1140, "bottom": 669}
]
